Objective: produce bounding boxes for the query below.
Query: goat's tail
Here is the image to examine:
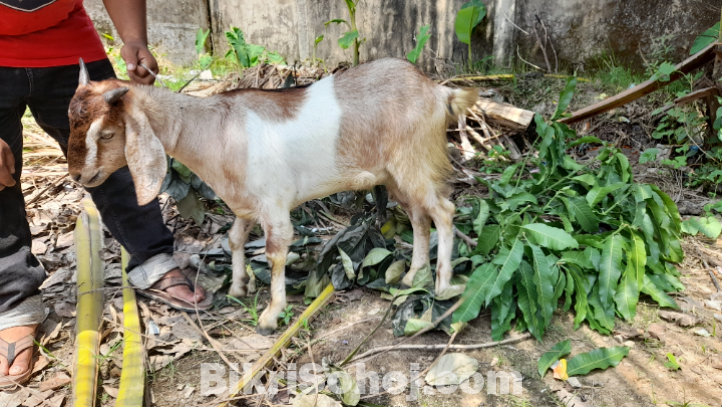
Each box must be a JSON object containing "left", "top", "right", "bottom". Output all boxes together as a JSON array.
[{"left": 444, "top": 87, "right": 479, "bottom": 119}]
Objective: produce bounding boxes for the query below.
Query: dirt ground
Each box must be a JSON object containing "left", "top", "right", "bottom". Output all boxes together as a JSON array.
[{"left": 3, "top": 72, "right": 722, "bottom": 407}]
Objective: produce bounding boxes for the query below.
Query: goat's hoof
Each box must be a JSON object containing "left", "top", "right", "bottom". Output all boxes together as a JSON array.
[
  {"left": 256, "top": 325, "right": 276, "bottom": 336},
  {"left": 228, "top": 285, "right": 247, "bottom": 298},
  {"left": 247, "top": 282, "right": 256, "bottom": 294},
  {"left": 400, "top": 273, "right": 415, "bottom": 288}
]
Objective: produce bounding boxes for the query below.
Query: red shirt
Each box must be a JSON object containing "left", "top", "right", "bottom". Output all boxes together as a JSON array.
[{"left": 0, "top": 0, "right": 107, "bottom": 67}]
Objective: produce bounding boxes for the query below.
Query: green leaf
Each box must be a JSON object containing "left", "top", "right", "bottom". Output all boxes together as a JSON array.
[
  {"left": 529, "top": 242, "right": 555, "bottom": 327},
  {"left": 561, "top": 196, "right": 599, "bottom": 233},
  {"left": 477, "top": 225, "right": 500, "bottom": 256},
  {"left": 689, "top": 216, "right": 722, "bottom": 239},
  {"left": 691, "top": 22, "right": 719, "bottom": 55},
  {"left": 412, "top": 264, "right": 433, "bottom": 289},
  {"left": 499, "top": 163, "right": 519, "bottom": 185},
  {"left": 385, "top": 259, "right": 406, "bottom": 285},
  {"left": 362, "top": 248, "right": 392, "bottom": 268},
  {"left": 490, "top": 280, "right": 516, "bottom": 341},
  {"left": 176, "top": 191, "right": 205, "bottom": 224},
  {"left": 473, "top": 199, "right": 490, "bottom": 237},
  {"left": 486, "top": 238, "right": 524, "bottom": 306},
  {"left": 599, "top": 234, "right": 624, "bottom": 311},
  {"left": 586, "top": 183, "right": 627, "bottom": 206},
  {"left": 325, "top": 19, "right": 349, "bottom": 27},
  {"left": 573, "top": 174, "right": 597, "bottom": 187},
  {"left": 639, "top": 148, "right": 660, "bottom": 164},
  {"left": 560, "top": 251, "right": 593, "bottom": 269},
  {"left": 172, "top": 159, "right": 193, "bottom": 180},
  {"left": 338, "top": 248, "right": 356, "bottom": 280},
  {"left": 641, "top": 274, "right": 679, "bottom": 309},
  {"left": 518, "top": 261, "right": 542, "bottom": 340},
  {"left": 566, "top": 346, "right": 630, "bottom": 376},
  {"left": 522, "top": 223, "right": 579, "bottom": 250},
  {"left": 461, "top": 0, "right": 487, "bottom": 27},
  {"left": 454, "top": 4, "right": 482, "bottom": 45},
  {"left": 681, "top": 219, "right": 699, "bottom": 235},
  {"left": 404, "top": 318, "right": 434, "bottom": 336},
  {"left": 315, "top": 35, "right": 325, "bottom": 46},
  {"left": 538, "top": 340, "right": 572, "bottom": 378},
  {"left": 552, "top": 77, "right": 578, "bottom": 121},
  {"left": 649, "top": 186, "right": 682, "bottom": 233},
  {"left": 569, "top": 267, "right": 588, "bottom": 329},
  {"left": 568, "top": 135, "right": 604, "bottom": 147},
  {"left": 339, "top": 30, "right": 360, "bottom": 49},
  {"left": 195, "top": 28, "right": 210, "bottom": 55},
  {"left": 664, "top": 353, "right": 681, "bottom": 370},
  {"left": 506, "top": 192, "right": 538, "bottom": 211},
  {"left": 614, "top": 260, "right": 640, "bottom": 321},
  {"left": 452, "top": 263, "right": 497, "bottom": 323},
  {"left": 407, "top": 24, "right": 432, "bottom": 64},
  {"left": 628, "top": 232, "right": 647, "bottom": 288}
]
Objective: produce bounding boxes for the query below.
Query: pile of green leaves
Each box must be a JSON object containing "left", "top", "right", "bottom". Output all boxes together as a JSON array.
[
  {"left": 225, "top": 27, "right": 285, "bottom": 73},
  {"left": 449, "top": 78, "right": 684, "bottom": 341}
]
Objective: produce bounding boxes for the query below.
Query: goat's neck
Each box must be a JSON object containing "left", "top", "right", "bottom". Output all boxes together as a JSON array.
[{"left": 132, "top": 85, "right": 217, "bottom": 162}]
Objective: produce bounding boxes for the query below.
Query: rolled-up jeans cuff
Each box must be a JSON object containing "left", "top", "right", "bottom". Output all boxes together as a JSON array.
[
  {"left": 0, "top": 295, "right": 47, "bottom": 332},
  {"left": 127, "top": 253, "right": 178, "bottom": 290}
]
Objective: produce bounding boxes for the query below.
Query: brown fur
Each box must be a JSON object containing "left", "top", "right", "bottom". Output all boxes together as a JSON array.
[{"left": 218, "top": 86, "right": 308, "bottom": 121}]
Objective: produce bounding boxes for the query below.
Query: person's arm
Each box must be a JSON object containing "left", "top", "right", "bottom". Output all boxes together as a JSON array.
[
  {"left": 102, "top": 0, "right": 158, "bottom": 85},
  {"left": 0, "top": 140, "right": 16, "bottom": 192}
]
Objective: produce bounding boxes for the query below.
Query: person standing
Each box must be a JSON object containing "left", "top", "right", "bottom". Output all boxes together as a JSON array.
[{"left": 0, "top": 0, "right": 210, "bottom": 387}]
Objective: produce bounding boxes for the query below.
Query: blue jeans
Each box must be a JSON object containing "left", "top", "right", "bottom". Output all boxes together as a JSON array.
[{"left": 0, "top": 59, "right": 175, "bottom": 316}]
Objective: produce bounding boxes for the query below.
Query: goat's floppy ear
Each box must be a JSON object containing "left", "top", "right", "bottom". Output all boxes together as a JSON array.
[
  {"left": 79, "top": 58, "right": 89, "bottom": 86},
  {"left": 124, "top": 105, "right": 167, "bottom": 206}
]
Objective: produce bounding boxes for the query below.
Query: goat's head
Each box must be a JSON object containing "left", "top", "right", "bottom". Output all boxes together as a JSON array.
[{"left": 67, "top": 59, "right": 167, "bottom": 206}]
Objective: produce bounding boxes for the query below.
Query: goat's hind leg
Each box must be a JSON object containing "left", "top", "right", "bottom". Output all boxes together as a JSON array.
[
  {"left": 427, "top": 195, "right": 458, "bottom": 294},
  {"left": 229, "top": 217, "right": 256, "bottom": 298},
  {"left": 399, "top": 206, "right": 432, "bottom": 288},
  {"left": 256, "top": 211, "right": 293, "bottom": 336}
]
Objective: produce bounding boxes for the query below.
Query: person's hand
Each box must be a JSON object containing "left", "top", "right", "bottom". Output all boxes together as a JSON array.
[
  {"left": 0, "top": 139, "right": 16, "bottom": 192},
  {"left": 121, "top": 42, "right": 158, "bottom": 85}
]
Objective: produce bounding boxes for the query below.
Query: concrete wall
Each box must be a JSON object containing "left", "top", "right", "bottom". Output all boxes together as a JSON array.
[
  {"left": 84, "top": 0, "right": 719, "bottom": 72},
  {"left": 84, "top": 0, "right": 209, "bottom": 66}
]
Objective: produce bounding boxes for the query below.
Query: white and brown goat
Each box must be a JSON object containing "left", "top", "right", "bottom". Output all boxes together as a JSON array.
[{"left": 67, "top": 58, "right": 478, "bottom": 334}]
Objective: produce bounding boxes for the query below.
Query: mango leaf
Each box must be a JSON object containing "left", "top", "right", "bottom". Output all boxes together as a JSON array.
[
  {"left": 586, "top": 183, "right": 627, "bottom": 206},
  {"left": 425, "top": 353, "right": 479, "bottom": 385},
  {"left": 560, "top": 251, "right": 593, "bottom": 269},
  {"left": 385, "top": 259, "right": 406, "bottom": 285},
  {"left": 518, "top": 261, "right": 542, "bottom": 339},
  {"left": 477, "top": 224, "right": 500, "bottom": 256},
  {"left": 641, "top": 274, "right": 679, "bottom": 309},
  {"left": 568, "top": 136, "right": 604, "bottom": 147},
  {"left": 688, "top": 216, "right": 722, "bottom": 239},
  {"left": 538, "top": 340, "right": 572, "bottom": 378},
  {"left": 599, "top": 234, "right": 623, "bottom": 311},
  {"left": 614, "top": 260, "right": 639, "bottom": 321},
  {"left": 338, "top": 248, "right": 356, "bottom": 280},
  {"left": 691, "top": 22, "right": 719, "bottom": 55},
  {"left": 628, "top": 232, "right": 647, "bottom": 287},
  {"left": 177, "top": 191, "right": 205, "bottom": 224},
  {"left": 407, "top": 24, "right": 432, "bottom": 64},
  {"left": 452, "top": 263, "right": 496, "bottom": 323},
  {"left": 486, "top": 238, "right": 524, "bottom": 305},
  {"left": 529, "top": 242, "right": 555, "bottom": 327},
  {"left": 566, "top": 346, "right": 630, "bottom": 376},
  {"left": 573, "top": 174, "right": 597, "bottom": 187},
  {"left": 339, "top": 30, "right": 360, "bottom": 49},
  {"left": 490, "top": 281, "right": 516, "bottom": 341},
  {"left": 473, "top": 199, "right": 490, "bottom": 236},
  {"left": 551, "top": 77, "right": 578, "bottom": 120},
  {"left": 560, "top": 196, "right": 599, "bottom": 233},
  {"left": 362, "top": 248, "right": 392, "bottom": 268},
  {"left": 522, "top": 223, "right": 579, "bottom": 250},
  {"left": 404, "top": 318, "right": 434, "bottom": 336}
]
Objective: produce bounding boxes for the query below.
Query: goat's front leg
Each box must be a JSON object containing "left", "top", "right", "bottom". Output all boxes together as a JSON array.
[
  {"left": 256, "top": 211, "right": 293, "bottom": 336},
  {"left": 229, "top": 217, "right": 255, "bottom": 298},
  {"left": 400, "top": 207, "right": 432, "bottom": 288},
  {"left": 428, "top": 198, "right": 457, "bottom": 294}
]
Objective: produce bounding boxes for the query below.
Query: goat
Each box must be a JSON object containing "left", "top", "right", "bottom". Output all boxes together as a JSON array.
[{"left": 67, "top": 58, "right": 478, "bottom": 335}]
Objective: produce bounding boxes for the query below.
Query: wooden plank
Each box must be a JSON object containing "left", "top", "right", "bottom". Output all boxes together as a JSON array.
[
  {"left": 474, "top": 98, "right": 535, "bottom": 132},
  {"left": 560, "top": 42, "right": 717, "bottom": 124},
  {"left": 72, "top": 199, "right": 105, "bottom": 407},
  {"left": 675, "top": 86, "right": 719, "bottom": 106}
]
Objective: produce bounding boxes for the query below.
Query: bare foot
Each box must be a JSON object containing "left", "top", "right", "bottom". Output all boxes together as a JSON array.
[
  {"left": 152, "top": 268, "right": 206, "bottom": 305},
  {"left": 0, "top": 324, "right": 38, "bottom": 377}
]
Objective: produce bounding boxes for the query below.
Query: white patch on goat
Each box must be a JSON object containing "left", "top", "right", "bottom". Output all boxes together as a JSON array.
[
  {"left": 84, "top": 119, "right": 103, "bottom": 170},
  {"left": 244, "top": 76, "right": 343, "bottom": 208}
]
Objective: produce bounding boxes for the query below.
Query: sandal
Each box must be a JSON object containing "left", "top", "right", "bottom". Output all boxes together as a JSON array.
[
  {"left": 0, "top": 331, "right": 37, "bottom": 390},
  {"left": 136, "top": 274, "right": 212, "bottom": 312}
]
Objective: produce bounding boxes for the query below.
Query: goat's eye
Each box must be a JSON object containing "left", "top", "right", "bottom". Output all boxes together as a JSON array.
[{"left": 100, "top": 131, "right": 115, "bottom": 140}]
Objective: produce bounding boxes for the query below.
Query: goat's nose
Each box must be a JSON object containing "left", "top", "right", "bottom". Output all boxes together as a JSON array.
[{"left": 71, "top": 173, "right": 81, "bottom": 182}]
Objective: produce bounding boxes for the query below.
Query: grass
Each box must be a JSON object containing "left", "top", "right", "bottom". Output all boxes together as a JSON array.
[{"left": 227, "top": 291, "right": 261, "bottom": 326}]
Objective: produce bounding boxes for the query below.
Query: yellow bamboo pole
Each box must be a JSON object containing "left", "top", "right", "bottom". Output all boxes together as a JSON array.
[
  {"left": 218, "top": 283, "right": 336, "bottom": 407},
  {"left": 72, "top": 199, "right": 105, "bottom": 407},
  {"left": 116, "top": 249, "right": 145, "bottom": 407}
]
